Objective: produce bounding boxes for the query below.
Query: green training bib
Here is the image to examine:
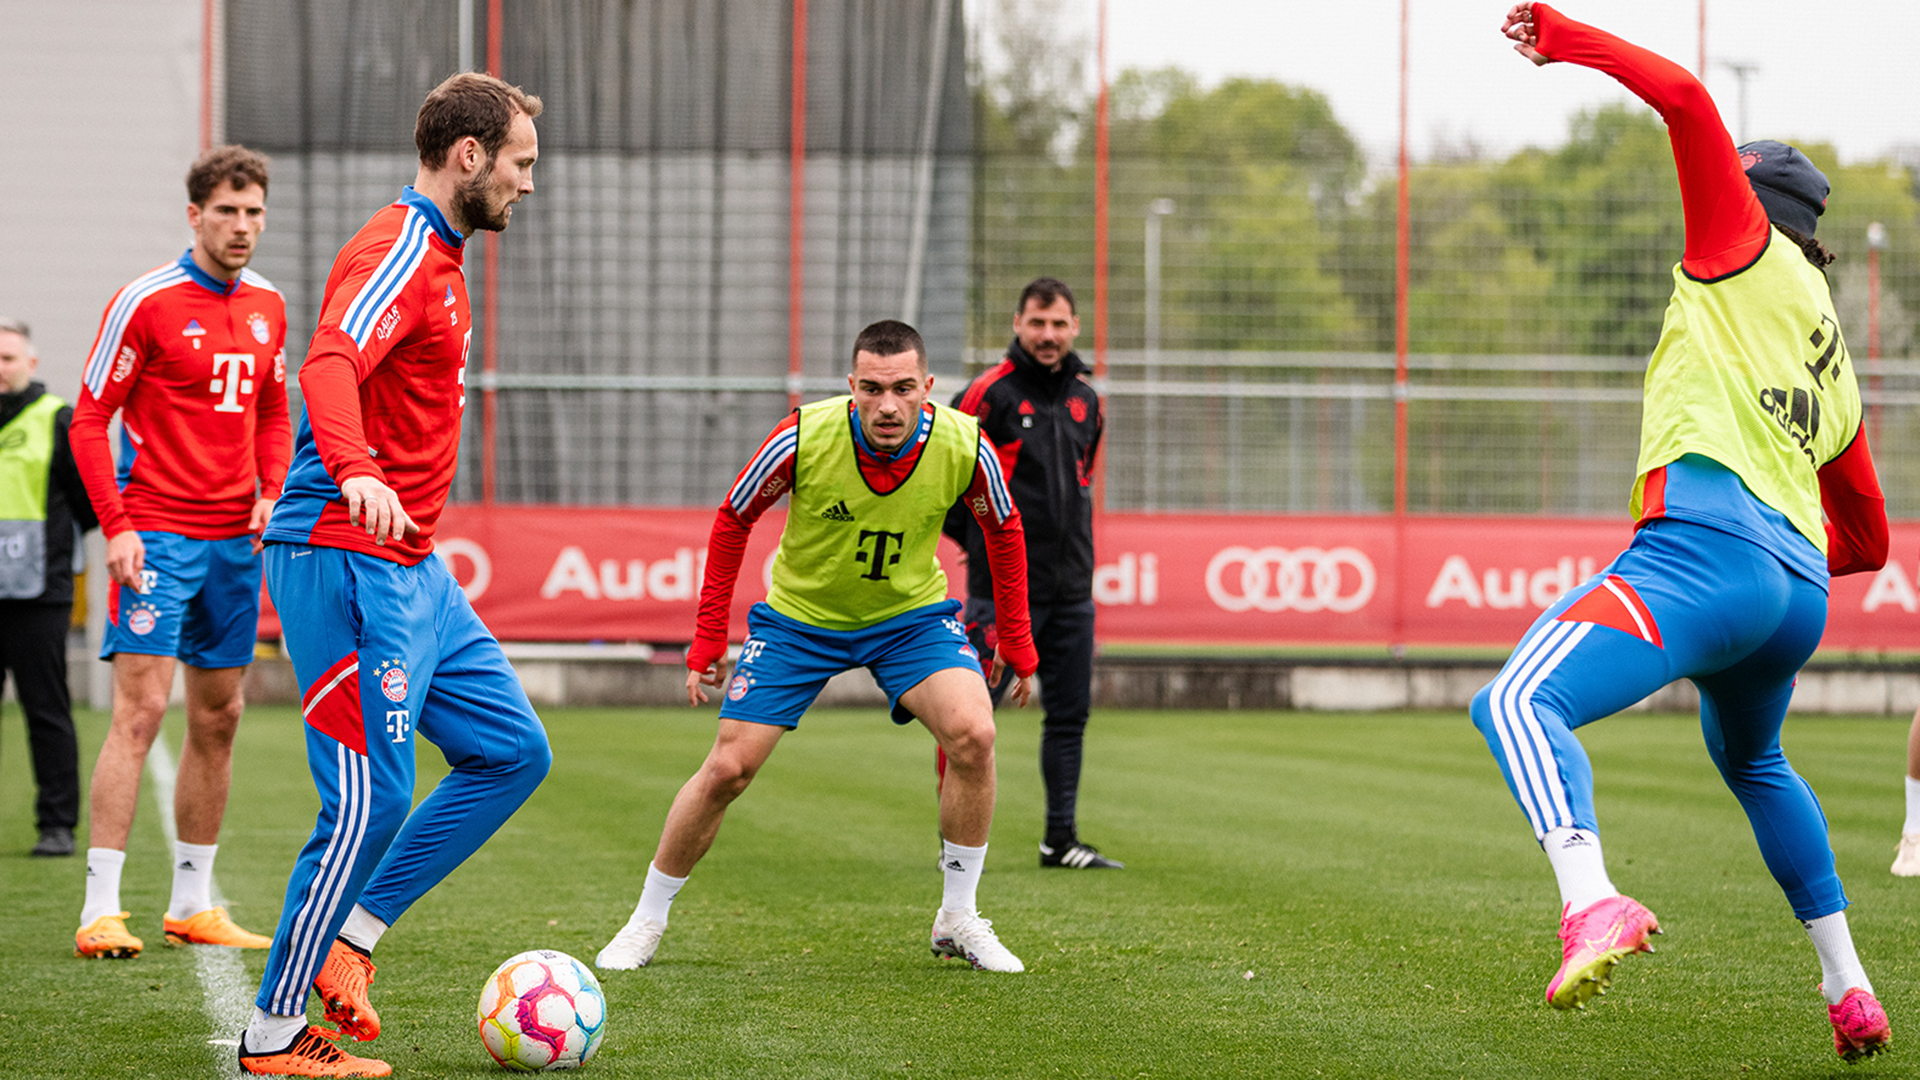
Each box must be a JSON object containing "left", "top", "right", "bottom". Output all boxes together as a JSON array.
[
  {"left": 1631, "top": 228, "right": 1862, "bottom": 553},
  {"left": 767, "top": 396, "right": 978, "bottom": 630}
]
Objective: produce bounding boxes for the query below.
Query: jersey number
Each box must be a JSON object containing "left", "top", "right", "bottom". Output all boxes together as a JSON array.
[{"left": 210, "top": 353, "right": 256, "bottom": 413}]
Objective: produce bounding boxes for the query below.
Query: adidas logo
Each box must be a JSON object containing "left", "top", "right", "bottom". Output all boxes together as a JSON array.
[
  {"left": 177, "top": 860, "right": 197, "bottom": 871},
  {"left": 820, "top": 500, "right": 855, "bottom": 522},
  {"left": 944, "top": 859, "right": 965, "bottom": 871},
  {"left": 1561, "top": 833, "right": 1592, "bottom": 850}
]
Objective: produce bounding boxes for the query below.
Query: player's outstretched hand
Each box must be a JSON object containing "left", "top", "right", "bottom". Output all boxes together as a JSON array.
[
  {"left": 105, "top": 529, "right": 146, "bottom": 590},
  {"left": 340, "top": 475, "right": 418, "bottom": 546},
  {"left": 248, "top": 496, "right": 276, "bottom": 554},
  {"left": 686, "top": 659, "right": 729, "bottom": 707},
  {"left": 1502, "top": 2, "right": 1551, "bottom": 65}
]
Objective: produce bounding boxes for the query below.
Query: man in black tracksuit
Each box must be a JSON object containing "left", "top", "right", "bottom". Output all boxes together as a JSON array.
[
  {"left": 0, "top": 318, "right": 96, "bottom": 857},
  {"left": 944, "top": 278, "right": 1120, "bottom": 869}
]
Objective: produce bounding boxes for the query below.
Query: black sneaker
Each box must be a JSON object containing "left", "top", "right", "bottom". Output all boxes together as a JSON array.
[
  {"left": 31, "top": 826, "right": 74, "bottom": 857},
  {"left": 1039, "top": 839, "right": 1124, "bottom": 869}
]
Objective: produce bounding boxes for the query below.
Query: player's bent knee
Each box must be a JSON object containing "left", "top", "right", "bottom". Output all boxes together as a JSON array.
[
  {"left": 697, "top": 754, "right": 761, "bottom": 802},
  {"left": 941, "top": 719, "right": 996, "bottom": 771}
]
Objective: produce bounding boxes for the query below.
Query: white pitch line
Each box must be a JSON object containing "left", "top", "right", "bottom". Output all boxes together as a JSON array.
[{"left": 145, "top": 738, "right": 250, "bottom": 1078}]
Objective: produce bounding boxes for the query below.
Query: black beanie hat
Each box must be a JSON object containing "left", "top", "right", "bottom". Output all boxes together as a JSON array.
[{"left": 1738, "top": 140, "right": 1829, "bottom": 237}]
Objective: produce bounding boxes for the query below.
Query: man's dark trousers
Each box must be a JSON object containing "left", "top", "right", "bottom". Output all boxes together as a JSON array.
[
  {"left": 967, "top": 596, "right": 1095, "bottom": 841},
  {"left": 0, "top": 602, "right": 80, "bottom": 832}
]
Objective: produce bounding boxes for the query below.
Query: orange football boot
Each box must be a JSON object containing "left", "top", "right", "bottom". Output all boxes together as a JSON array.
[
  {"left": 165, "top": 906, "right": 271, "bottom": 948},
  {"left": 75, "top": 912, "right": 143, "bottom": 959},
  {"left": 238, "top": 1025, "right": 391, "bottom": 1077},
  {"left": 313, "top": 940, "right": 381, "bottom": 1041}
]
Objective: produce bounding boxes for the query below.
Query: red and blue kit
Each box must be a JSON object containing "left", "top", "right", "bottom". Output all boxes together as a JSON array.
[
  {"left": 71, "top": 251, "right": 291, "bottom": 666},
  {"left": 1469, "top": 5, "right": 1888, "bottom": 923},
  {"left": 263, "top": 186, "right": 475, "bottom": 565},
  {"left": 691, "top": 401, "right": 1038, "bottom": 727},
  {"left": 72, "top": 252, "right": 291, "bottom": 539},
  {"left": 252, "top": 188, "right": 548, "bottom": 1026}
]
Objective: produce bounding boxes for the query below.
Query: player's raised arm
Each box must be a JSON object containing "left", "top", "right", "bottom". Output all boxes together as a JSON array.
[
  {"left": 685, "top": 412, "right": 800, "bottom": 704},
  {"left": 1508, "top": 3, "right": 1767, "bottom": 279},
  {"left": 965, "top": 431, "right": 1036, "bottom": 705}
]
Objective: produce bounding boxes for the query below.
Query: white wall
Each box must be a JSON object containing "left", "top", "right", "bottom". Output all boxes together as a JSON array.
[{"left": 0, "top": 0, "right": 203, "bottom": 399}]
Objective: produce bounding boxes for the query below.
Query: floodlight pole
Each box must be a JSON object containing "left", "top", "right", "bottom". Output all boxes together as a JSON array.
[
  {"left": 1143, "top": 198, "right": 1175, "bottom": 512},
  {"left": 789, "top": 0, "right": 808, "bottom": 411},
  {"left": 1697, "top": 0, "right": 1706, "bottom": 79},
  {"left": 199, "top": 0, "right": 215, "bottom": 151},
  {"left": 1093, "top": 0, "right": 1111, "bottom": 520},
  {"left": 1717, "top": 59, "right": 1759, "bottom": 143},
  {"left": 482, "top": 0, "right": 503, "bottom": 504},
  {"left": 1392, "top": 0, "right": 1411, "bottom": 653}
]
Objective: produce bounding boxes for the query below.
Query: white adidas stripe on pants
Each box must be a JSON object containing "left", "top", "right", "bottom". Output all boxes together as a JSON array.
[{"left": 1486, "top": 619, "right": 1593, "bottom": 839}]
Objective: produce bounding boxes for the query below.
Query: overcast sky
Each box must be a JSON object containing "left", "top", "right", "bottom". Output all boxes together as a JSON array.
[{"left": 1024, "top": 0, "right": 1920, "bottom": 167}]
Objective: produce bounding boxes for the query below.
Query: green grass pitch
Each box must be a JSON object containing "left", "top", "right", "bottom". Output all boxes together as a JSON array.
[{"left": 3, "top": 702, "right": 1916, "bottom": 1078}]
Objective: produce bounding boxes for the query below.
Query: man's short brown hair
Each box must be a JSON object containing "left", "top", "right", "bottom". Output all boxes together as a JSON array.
[
  {"left": 187, "top": 146, "right": 270, "bottom": 205},
  {"left": 416, "top": 73, "right": 544, "bottom": 169},
  {"left": 851, "top": 320, "right": 927, "bottom": 370},
  {"left": 1017, "top": 277, "right": 1076, "bottom": 316}
]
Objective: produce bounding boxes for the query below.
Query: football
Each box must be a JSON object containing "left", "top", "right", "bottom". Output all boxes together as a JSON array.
[{"left": 476, "top": 949, "right": 608, "bottom": 1071}]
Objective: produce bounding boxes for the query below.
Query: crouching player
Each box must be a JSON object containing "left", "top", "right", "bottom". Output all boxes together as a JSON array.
[
  {"left": 1473, "top": 3, "right": 1891, "bottom": 1062},
  {"left": 596, "top": 320, "right": 1039, "bottom": 974},
  {"left": 237, "top": 73, "right": 551, "bottom": 1077}
]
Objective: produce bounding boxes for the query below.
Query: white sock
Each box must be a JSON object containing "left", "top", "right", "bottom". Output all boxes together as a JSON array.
[
  {"left": 1541, "top": 827, "right": 1618, "bottom": 914},
  {"left": 81, "top": 848, "right": 127, "bottom": 927},
  {"left": 338, "top": 904, "right": 389, "bottom": 953},
  {"left": 635, "top": 862, "right": 688, "bottom": 925},
  {"left": 167, "top": 841, "right": 219, "bottom": 921},
  {"left": 243, "top": 1007, "right": 308, "bottom": 1053},
  {"left": 1904, "top": 776, "right": 1920, "bottom": 835},
  {"left": 1803, "top": 911, "right": 1873, "bottom": 1004},
  {"left": 940, "top": 840, "right": 987, "bottom": 914}
]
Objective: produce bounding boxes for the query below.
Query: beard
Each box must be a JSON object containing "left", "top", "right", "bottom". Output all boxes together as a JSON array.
[{"left": 453, "top": 167, "right": 512, "bottom": 233}]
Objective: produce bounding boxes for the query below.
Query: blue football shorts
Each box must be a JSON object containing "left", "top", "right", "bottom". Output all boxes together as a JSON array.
[
  {"left": 718, "top": 599, "right": 984, "bottom": 727},
  {"left": 101, "top": 530, "right": 261, "bottom": 669}
]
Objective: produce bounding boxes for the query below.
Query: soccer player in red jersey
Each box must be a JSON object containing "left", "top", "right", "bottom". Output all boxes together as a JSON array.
[
  {"left": 69, "top": 146, "right": 290, "bottom": 960},
  {"left": 238, "top": 74, "right": 548, "bottom": 1079}
]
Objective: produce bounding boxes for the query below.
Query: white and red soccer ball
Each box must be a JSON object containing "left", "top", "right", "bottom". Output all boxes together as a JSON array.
[{"left": 477, "top": 949, "right": 607, "bottom": 1071}]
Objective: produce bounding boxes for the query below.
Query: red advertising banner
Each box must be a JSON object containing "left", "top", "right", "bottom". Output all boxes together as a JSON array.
[{"left": 259, "top": 507, "right": 1920, "bottom": 652}]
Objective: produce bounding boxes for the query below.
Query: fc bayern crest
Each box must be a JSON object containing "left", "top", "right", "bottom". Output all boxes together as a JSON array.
[
  {"left": 1067, "top": 396, "right": 1089, "bottom": 423},
  {"left": 249, "top": 313, "right": 271, "bottom": 344},
  {"left": 378, "top": 661, "right": 409, "bottom": 702},
  {"left": 727, "top": 674, "right": 751, "bottom": 701}
]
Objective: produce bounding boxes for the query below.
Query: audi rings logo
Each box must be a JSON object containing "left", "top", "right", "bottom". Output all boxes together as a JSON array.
[{"left": 1204, "top": 546, "right": 1376, "bottom": 614}]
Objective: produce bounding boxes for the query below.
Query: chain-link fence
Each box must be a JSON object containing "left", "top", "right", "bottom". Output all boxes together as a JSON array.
[
  {"left": 974, "top": 152, "right": 1920, "bottom": 516},
  {"left": 226, "top": 1, "right": 1920, "bottom": 516}
]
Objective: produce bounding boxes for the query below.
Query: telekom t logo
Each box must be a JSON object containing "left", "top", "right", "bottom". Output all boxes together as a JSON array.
[{"left": 209, "top": 353, "right": 256, "bottom": 413}]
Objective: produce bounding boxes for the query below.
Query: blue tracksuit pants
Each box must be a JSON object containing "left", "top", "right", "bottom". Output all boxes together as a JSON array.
[
  {"left": 1469, "top": 518, "right": 1844, "bottom": 920},
  {"left": 254, "top": 543, "right": 551, "bottom": 1017}
]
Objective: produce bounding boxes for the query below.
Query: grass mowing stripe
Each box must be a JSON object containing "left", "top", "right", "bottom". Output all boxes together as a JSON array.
[{"left": 144, "top": 736, "right": 249, "bottom": 1077}]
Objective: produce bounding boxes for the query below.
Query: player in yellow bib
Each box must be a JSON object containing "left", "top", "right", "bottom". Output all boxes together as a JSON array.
[
  {"left": 1470, "top": 5, "right": 1892, "bottom": 1060},
  {"left": 596, "top": 320, "right": 1040, "bottom": 974}
]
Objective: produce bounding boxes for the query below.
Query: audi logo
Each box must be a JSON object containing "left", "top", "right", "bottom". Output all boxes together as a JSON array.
[{"left": 1204, "top": 546, "right": 1376, "bottom": 614}]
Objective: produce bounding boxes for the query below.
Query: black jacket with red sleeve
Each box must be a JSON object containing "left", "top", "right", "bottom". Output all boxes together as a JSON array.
[{"left": 944, "top": 339, "right": 1104, "bottom": 605}]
